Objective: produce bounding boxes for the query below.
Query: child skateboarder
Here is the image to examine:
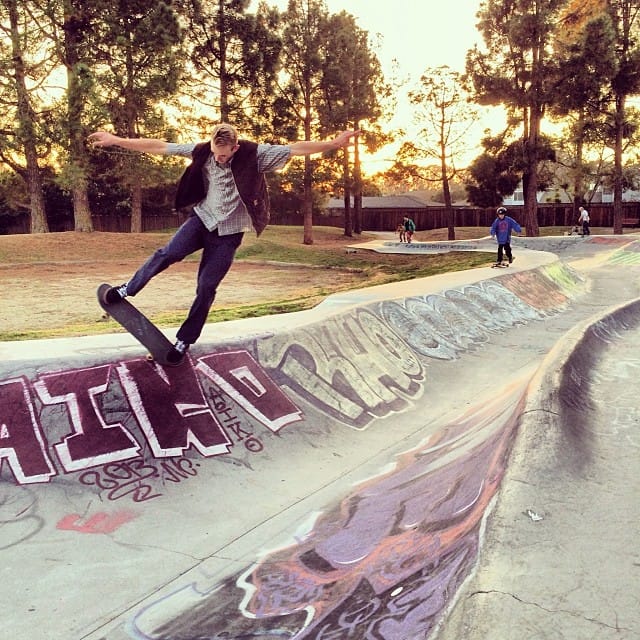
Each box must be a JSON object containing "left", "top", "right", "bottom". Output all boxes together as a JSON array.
[{"left": 490, "top": 207, "right": 521, "bottom": 266}]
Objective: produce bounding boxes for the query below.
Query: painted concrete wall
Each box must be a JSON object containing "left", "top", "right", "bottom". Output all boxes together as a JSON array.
[{"left": 1, "top": 254, "right": 597, "bottom": 640}]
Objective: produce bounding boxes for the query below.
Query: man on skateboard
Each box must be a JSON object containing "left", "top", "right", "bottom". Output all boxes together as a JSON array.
[
  {"left": 89, "top": 123, "right": 359, "bottom": 364},
  {"left": 490, "top": 206, "right": 521, "bottom": 267}
]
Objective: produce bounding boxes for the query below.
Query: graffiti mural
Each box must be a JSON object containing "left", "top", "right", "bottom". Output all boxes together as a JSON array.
[
  {"left": 131, "top": 382, "right": 527, "bottom": 640},
  {"left": 1, "top": 266, "right": 582, "bottom": 490},
  {"left": 0, "top": 351, "right": 302, "bottom": 488},
  {"left": 608, "top": 239, "right": 640, "bottom": 265}
]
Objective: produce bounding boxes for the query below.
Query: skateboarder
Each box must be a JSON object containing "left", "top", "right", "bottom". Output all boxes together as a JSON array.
[
  {"left": 578, "top": 206, "right": 590, "bottom": 236},
  {"left": 89, "top": 123, "right": 359, "bottom": 364},
  {"left": 490, "top": 206, "right": 521, "bottom": 266}
]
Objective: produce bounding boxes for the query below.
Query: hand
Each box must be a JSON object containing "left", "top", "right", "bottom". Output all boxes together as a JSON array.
[
  {"left": 331, "top": 129, "right": 361, "bottom": 149},
  {"left": 87, "top": 131, "right": 119, "bottom": 147}
]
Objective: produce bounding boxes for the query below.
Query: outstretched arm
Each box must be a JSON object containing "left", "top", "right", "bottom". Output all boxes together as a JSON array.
[
  {"left": 288, "top": 130, "right": 360, "bottom": 156},
  {"left": 88, "top": 131, "right": 169, "bottom": 155}
]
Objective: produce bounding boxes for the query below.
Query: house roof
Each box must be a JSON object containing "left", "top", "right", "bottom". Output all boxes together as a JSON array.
[{"left": 326, "top": 195, "right": 436, "bottom": 209}]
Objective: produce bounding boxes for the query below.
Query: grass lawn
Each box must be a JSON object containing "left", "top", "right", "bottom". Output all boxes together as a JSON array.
[{"left": 0, "top": 225, "right": 624, "bottom": 340}]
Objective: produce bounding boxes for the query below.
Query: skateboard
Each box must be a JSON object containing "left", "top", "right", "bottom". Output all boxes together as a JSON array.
[
  {"left": 97, "top": 283, "right": 182, "bottom": 366},
  {"left": 491, "top": 256, "right": 515, "bottom": 268}
]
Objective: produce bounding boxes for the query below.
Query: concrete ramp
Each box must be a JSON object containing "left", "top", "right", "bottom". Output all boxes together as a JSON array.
[
  {"left": 1, "top": 236, "right": 639, "bottom": 639},
  {"left": 437, "top": 297, "right": 640, "bottom": 640}
]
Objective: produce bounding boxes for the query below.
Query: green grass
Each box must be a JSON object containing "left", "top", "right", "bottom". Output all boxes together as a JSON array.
[{"left": 0, "top": 225, "right": 511, "bottom": 341}]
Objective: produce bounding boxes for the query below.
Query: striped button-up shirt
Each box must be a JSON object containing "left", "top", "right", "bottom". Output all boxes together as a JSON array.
[{"left": 166, "top": 142, "right": 291, "bottom": 234}]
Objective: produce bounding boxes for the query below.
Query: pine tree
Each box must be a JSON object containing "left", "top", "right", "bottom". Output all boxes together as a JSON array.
[
  {"left": 466, "top": 0, "right": 567, "bottom": 236},
  {"left": 0, "top": 0, "right": 50, "bottom": 233}
]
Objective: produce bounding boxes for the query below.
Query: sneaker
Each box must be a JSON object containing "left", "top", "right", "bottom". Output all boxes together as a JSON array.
[
  {"left": 101, "top": 283, "right": 128, "bottom": 305},
  {"left": 167, "top": 339, "right": 190, "bottom": 365}
]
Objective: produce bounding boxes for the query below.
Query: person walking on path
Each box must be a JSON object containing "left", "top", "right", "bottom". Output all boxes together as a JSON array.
[
  {"left": 490, "top": 206, "right": 522, "bottom": 265},
  {"left": 578, "top": 206, "right": 591, "bottom": 236},
  {"left": 88, "top": 123, "right": 359, "bottom": 364},
  {"left": 403, "top": 216, "right": 416, "bottom": 243}
]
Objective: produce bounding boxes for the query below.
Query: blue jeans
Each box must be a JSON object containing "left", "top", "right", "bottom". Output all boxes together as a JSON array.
[{"left": 127, "top": 215, "right": 244, "bottom": 344}]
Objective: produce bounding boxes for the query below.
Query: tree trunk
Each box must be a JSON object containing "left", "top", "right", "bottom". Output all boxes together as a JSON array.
[
  {"left": 522, "top": 108, "right": 541, "bottom": 237},
  {"left": 131, "top": 184, "right": 143, "bottom": 233},
  {"left": 302, "top": 91, "right": 313, "bottom": 245},
  {"left": 573, "top": 109, "right": 586, "bottom": 220},
  {"left": 8, "top": 0, "right": 49, "bottom": 234},
  {"left": 353, "top": 130, "right": 362, "bottom": 234},
  {"left": 73, "top": 185, "right": 93, "bottom": 232},
  {"left": 64, "top": 1, "right": 94, "bottom": 232},
  {"left": 612, "top": 94, "right": 625, "bottom": 235},
  {"left": 303, "top": 156, "right": 313, "bottom": 244},
  {"left": 342, "top": 151, "right": 352, "bottom": 237},
  {"left": 26, "top": 162, "right": 48, "bottom": 233},
  {"left": 218, "top": 0, "right": 229, "bottom": 121},
  {"left": 441, "top": 147, "right": 454, "bottom": 240}
]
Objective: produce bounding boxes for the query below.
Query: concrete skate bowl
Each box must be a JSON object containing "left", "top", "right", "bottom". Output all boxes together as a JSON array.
[
  {"left": 0, "top": 256, "right": 630, "bottom": 640},
  {"left": 527, "top": 293, "right": 640, "bottom": 473},
  {"left": 435, "top": 294, "right": 640, "bottom": 640}
]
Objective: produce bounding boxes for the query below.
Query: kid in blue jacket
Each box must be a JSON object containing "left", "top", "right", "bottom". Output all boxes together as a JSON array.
[{"left": 490, "top": 207, "right": 522, "bottom": 264}]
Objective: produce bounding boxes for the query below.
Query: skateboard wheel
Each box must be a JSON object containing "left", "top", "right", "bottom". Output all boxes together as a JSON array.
[{"left": 146, "top": 354, "right": 155, "bottom": 362}]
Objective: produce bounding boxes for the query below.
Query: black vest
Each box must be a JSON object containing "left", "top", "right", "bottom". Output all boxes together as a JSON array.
[{"left": 174, "top": 140, "right": 270, "bottom": 236}]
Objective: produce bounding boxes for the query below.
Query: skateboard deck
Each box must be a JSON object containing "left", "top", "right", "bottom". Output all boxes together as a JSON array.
[
  {"left": 491, "top": 256, "right": 515, "bottom": 268},
  {"left": 97, "top": 283, "right": 180, "bottom": 366}
]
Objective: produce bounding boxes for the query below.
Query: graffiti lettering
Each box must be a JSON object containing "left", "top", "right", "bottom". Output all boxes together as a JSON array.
[
  {"left": 382, "top": 281, "right": 543, "bottom": 361},
  {"left": 206, "top": 381, "right": 264, "bottom": 452},
  {"left": 160, "top": 457, "right": 199, "bottom": 482},
  {"left": 0, "top": 378, "right": 55, "bottom": 483},
  {"left": 77, "top": 457, "right": 200, "bottom": 502},
  {"left": 80, "top": 459, "right": 163, "bottom": 502},
  {"left": 258, "top": 309, "right": 423, "bottom": 428},
  {"left": 1, "top": 349, "right": 301, "bottom": 487},
  {"left": 35, "top": 365, "right": 140, "bottom": 472},
  {"left": 197, "top": 350, "right": 302, "bottom": 433},
  {"left": 117, "top": 359, "right": 231, "bottom": 458}
]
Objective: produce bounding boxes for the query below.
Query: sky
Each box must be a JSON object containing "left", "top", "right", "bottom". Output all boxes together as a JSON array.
[
  {"left": 260, "top": 0, "right": 484, "bottom": 78},
  {"left": 320, "top": 0, "right": 484, "bottom": 78},
  {"left": 256, "top": 0, "right": 493, "bottom": 174}
]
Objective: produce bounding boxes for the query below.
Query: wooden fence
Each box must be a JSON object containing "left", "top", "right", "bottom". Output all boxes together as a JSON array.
[
  {"left": 0, "top": 211, "right": 187, "bottom": 235},
  {"left": 2, "top": 203, "right": 640, "bottom": 235}
]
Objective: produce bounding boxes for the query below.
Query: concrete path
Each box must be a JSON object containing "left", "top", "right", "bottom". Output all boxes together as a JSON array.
[{"left": 0, "top": 234, "right": 638, "bottom": 639}]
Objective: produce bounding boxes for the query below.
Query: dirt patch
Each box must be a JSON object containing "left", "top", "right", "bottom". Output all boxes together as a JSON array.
[
  {"left": 0, "top": 231, "right": 374, "bottom": 337},
  {"left": 2, "top": 261, "right": 370, "bottom": 334},
  {"left": 0, "top": 227, "right": 495, "bottom": 339}
]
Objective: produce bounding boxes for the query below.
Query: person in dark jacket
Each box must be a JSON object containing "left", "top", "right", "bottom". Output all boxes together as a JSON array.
[
  {"left": 490, "top": 206, "right": 522, "bottom": 265},
  {"left": 88, "top": 123, "right": 358, "bottom": 363},
  {"left": 403, "top": 216, "right": 416, "bottom": 243}
]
